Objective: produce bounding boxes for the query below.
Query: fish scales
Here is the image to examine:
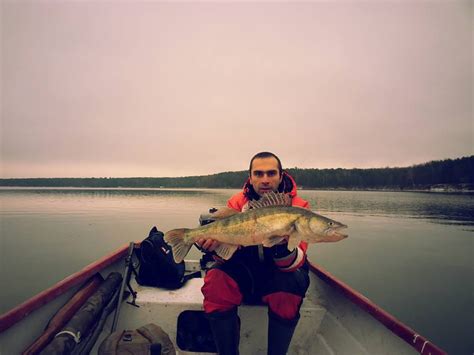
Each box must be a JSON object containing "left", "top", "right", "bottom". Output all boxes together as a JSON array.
[
  {"left": 187, "top": 207, "right": 304, "bottom": 245},
  {"left": 188, "top": 213, "right": 256, "bottom": 243}
]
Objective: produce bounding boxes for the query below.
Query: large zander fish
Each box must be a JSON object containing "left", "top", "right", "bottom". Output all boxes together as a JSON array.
[{"left": 164, "top": 192, "right": 348, "bottom": 263}]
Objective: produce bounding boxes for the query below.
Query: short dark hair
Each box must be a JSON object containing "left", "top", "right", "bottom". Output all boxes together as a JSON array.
[{"left": 248, "top": 152, "right": 283, "bottom": 175}]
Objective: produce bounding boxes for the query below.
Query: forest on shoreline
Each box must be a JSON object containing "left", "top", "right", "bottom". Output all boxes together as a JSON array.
[{"left": 1, "top": 156, "right": 473, "bottom": 192}]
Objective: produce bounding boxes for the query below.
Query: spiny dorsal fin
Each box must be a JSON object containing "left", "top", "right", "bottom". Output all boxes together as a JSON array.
[{"left": 248, "top": 191, "right": 292, "bottom": 209}]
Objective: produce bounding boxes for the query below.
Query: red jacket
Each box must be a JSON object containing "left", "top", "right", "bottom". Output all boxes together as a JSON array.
[{"left": 226, "top": 172, "right": 310, "bottom": 271}]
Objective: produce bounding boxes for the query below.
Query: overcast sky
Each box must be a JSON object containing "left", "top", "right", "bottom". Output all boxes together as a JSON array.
[{"left": 1, "top": 1, "right": 472, "bottom": 178}]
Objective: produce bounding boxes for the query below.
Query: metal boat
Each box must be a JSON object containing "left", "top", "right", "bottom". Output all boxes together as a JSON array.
[{"left": 0, "top": 243, "right": 446, "bottom": 354}]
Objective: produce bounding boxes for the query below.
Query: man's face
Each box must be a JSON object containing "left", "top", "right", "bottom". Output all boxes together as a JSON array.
[{"left": 249, "top": 157, "right": 282, "bottom": 196}]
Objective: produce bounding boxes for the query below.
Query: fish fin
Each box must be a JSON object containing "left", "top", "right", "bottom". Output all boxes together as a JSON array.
[
  {"left": 248, "top": 191, "right": 292, "bottom": 209},
  {"left": 164, "top": 228, "right": 193, "bottom": 263},
  {"left": 287, "top": 234, "right": 301, "bottom": 251},
  {"left": 262, "top": 236, "right": 287, "bottom": 248},
  {"left": 213, "top": 243, "right": 239, "bottom": 260}
]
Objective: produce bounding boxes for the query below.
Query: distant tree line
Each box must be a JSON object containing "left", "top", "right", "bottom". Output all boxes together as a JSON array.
[{"left": 1, "top": 156, "right": 473, "bottom": 190}]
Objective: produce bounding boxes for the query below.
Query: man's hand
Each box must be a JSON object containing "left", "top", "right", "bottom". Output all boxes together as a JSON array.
[{"left": 196, "top": 238, "right": 221, "bottom": 252}]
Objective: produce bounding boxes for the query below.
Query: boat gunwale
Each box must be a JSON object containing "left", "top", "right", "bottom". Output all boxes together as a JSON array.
[
  {"left": 307, "top": 260, "right": 446, "bottom": 355},
  {"left": 0, "top": 245, "right": 446, "bottom": 355},
  {"left": 0, "top": 242, "right": 133, "bottom": 333}
]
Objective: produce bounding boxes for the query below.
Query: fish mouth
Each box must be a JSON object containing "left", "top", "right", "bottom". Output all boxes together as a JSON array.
[
  {"left": 326, "top": 225, "right": 348, "bottom": 239},
  {"left": 334, "top": 231, "right": 348, "bottom": 239}
]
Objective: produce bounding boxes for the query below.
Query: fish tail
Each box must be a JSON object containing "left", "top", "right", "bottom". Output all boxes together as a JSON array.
[{"left": 164, "top": 228, "right": 193, "bottom": 263}]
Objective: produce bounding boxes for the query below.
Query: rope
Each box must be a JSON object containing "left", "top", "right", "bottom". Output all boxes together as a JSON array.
[
  {"left": 421, "top": 340, "right": 429, "bottom": 354},
  {"left": 55, "top": 330, "right": 81, "bottom": 344}
]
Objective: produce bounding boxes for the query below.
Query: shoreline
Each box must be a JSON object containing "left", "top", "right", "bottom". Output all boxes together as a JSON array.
[{"left": 0, "top": 186, "right": 473, "bottom": 194}]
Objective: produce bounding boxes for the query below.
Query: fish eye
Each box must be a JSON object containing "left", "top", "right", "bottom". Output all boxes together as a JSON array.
[{"left": 328, "top": 222, "right": 334, "bottom": 226}]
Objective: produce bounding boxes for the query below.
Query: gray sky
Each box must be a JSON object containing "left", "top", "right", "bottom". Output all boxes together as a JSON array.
[{"left": 1, "top": 1, "right": 472, "bottom": 178}]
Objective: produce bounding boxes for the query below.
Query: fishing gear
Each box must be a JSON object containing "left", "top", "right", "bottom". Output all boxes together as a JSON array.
[{"left": 111, "top": 242, "right": 139, "bottom": 333}]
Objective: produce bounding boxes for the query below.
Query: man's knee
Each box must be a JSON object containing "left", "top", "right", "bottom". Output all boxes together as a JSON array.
[
  {"left": 202, "top": 268, "right": 243, "bottom": 313},
  {"left": 262, "top": 267, "right": 310, "bottom": 320},
  {"left": 262, "top": 292, "right": 303, "bottom": 320}
]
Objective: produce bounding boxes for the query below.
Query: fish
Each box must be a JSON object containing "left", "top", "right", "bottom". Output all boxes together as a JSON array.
[{"left": 164, "top": 191, "right": 348, "bottom": 263}]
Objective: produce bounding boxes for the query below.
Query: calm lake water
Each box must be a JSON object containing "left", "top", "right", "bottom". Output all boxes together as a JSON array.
[{"left": 0, "top": 188, "right": 473, "bottom": 354}]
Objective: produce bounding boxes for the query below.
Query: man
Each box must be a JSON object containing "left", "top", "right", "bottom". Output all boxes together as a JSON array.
[{"left": 197, "top": 152, "right": 310, "bottom": 355}]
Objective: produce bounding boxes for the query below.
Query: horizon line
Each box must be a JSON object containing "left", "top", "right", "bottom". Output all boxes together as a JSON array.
[{"left": 1, "top": 155, "right": 472, "bottom": 180}]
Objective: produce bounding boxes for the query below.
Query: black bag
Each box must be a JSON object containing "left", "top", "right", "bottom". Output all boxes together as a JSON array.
[{"left": 136, "top": 227, "right": 200, "bottom": 289}]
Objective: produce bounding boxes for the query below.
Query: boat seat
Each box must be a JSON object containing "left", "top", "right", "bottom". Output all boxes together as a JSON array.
[{"left": 111, "top": 274, "right": 329, "bottom": 355}]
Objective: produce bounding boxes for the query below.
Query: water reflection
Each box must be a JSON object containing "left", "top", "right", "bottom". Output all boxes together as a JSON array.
[
  {"left": 2, "top": 188, "right": 472, "bottom": 226},
  {"left": 300, "top": 190, "right": 474, "bottom": 227},
  {"left": 0, "top": 188, "right": 236, "bottom": 217},
  {"left": 0, "top": 187, "right": 216, "bottom": 198}
]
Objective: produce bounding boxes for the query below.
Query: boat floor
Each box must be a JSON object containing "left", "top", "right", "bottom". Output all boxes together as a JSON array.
[
  {"left": 93, "top": 280, "right": 325, "bottom": 354},
  {"left": 91, "top": 261, "right": 395, "bottom": 355}
]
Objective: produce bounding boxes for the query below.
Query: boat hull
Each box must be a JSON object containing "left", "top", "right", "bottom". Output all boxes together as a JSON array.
[{"left": 0, "top": 244, "right": 445, "bottom": 354}]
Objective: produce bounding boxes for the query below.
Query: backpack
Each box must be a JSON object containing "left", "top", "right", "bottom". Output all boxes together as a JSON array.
[
  {"left": 136, "top": 227, "right": 200, "bottom": 289},
  {"left": 98, "top": 323, "right": 175, "bottom": 355}
]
